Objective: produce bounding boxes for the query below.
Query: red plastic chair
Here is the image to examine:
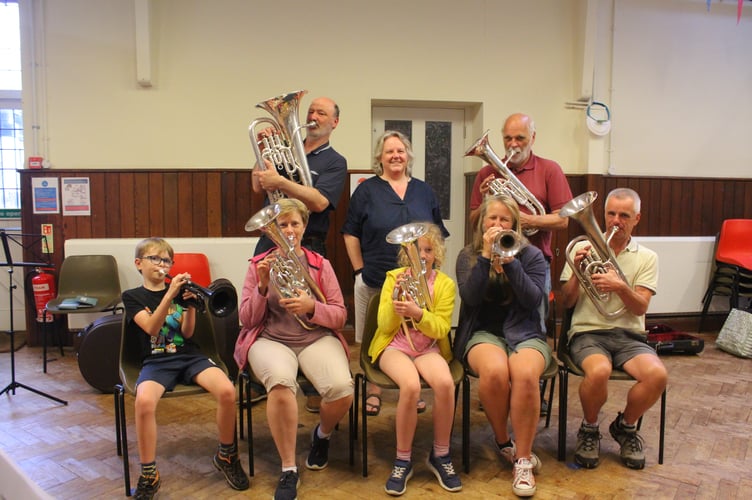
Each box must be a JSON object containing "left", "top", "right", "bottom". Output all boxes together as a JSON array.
[
  {"left": 715, "top": 219, "right": 752, "bottom": 270},
  {"left": 170, "top": 252, "right": 212, "bottom": 286}
]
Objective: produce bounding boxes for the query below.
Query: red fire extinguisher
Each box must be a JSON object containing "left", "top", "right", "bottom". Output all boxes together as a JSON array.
[{"left": 32, "top": 267, "right": 56, "bottom": 323}]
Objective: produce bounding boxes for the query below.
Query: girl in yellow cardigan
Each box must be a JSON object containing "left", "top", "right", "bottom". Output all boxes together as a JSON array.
[{"left": 367, "top": 223, "right": 461, "bottom": 496}]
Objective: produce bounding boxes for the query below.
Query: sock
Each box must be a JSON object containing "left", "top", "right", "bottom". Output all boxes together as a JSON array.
[
  {"left": 396, "top": 448, "right": 412, "bottom": 462},
  {"left": 218, "top": 441, "right": 237, "bottom": 460},
  {"left": 619, "top": 415, "right": 637, "bottom": 430},
  {"left": 496, "top": 439, "right": 513, "bottom": 451},
  {"left": 582, "top": 420, "right": 599, "bottom": 429},
  {"left": 433, "top": 442, "right": 450, "bottom": 458},
  {"left": 316, "top": 424, "right": 332, "bottom": 440},
  {"left": 140, "top": 461, "right": 157, "bottom": 478},
  {"left": 282, "top": 465, "right": 298, "bottom": 473}
]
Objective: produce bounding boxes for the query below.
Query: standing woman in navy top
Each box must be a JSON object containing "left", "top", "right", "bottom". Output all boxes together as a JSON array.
[{"left": 342, "top": 130, "right": 449, "bottom": 417}]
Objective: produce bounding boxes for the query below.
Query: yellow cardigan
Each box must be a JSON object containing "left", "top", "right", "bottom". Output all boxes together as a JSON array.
[{"left": 368, "top": 267, "right": 456, "bottom": 363}]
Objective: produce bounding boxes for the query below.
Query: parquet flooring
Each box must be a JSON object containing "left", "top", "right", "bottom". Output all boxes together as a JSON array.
[{"left": 1, "top": 326, "right": 751, "bottom": 499}]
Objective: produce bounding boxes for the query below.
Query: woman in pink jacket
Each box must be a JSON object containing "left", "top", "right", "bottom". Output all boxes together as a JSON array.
[{"left": 234, "top": 198, "right": 352, "bottom": 500}]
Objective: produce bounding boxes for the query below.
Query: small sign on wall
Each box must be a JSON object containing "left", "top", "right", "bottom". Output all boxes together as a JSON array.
[{"left": 41, "top": 224, "right": 53, "bottom": 254}]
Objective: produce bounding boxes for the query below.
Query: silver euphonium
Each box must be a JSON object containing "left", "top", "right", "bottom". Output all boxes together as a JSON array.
[
  {"left": 465, "top": 130, "right": 546, "bottom": 236},
  {"left": 248, "top": 90, "right": 315, "bottom": 203},
  {"left": 559, "top": 191, "right": 628, "bottom": 319},
  {"left": 244, "top": 203, "right": 327, "bottom": 329},
  {"left": 386, "top": 223, "right": 434, "bottom": 350}
]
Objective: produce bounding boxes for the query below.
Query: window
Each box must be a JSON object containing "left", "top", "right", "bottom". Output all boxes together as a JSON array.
[{"left": 1, "top": 0, "right": 22, "bottom": 212}]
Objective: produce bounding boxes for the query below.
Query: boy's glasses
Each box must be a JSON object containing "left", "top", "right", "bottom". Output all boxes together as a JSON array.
[{"left": 142, "top": 255, "right": 173, "bottom": 266}]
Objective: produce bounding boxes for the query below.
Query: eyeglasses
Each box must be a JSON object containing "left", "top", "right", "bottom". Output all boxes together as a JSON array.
[{"left": 141, "top": 255, "right": 173, "bottom": 266}]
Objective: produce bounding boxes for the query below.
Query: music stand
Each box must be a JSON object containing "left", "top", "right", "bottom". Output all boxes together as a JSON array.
[{"left": 0, "top": 230, "right": 67, "bottom": 405}]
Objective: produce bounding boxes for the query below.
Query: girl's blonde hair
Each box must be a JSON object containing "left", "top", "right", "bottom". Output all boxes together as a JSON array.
[{"left": 397, "top": 223, "right": 446, "bottom": 269}]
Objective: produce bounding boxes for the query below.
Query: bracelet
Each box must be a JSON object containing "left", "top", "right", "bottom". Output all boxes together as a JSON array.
[{"left": 352, "top": 268, "right": 363, "bottom": 279}]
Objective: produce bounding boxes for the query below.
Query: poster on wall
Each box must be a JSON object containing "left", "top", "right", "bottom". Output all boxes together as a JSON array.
[
  {"left": 62, "top": 177, "right": 91, "bottom": 216},
  {"left": 32, "top": 177, "right": 60, "bottom": 214}
]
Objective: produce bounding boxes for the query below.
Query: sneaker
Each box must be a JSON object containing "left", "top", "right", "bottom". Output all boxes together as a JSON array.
[
  {"left": 132, "top": 472, "right": 160, "bottom": 500},
  {"left": 496, "top": 440, "right": 542, "bottom": 474},
  {"left": 384, "top": 459, "right": 413, "bottom": 496},
  {"left": 574, "top": 423, "right": 601, "bottom": 469},
  {"left": 250, "top": 386, "right": 267, "bottom": 404},
  {"left": 512, "top": 458, "right": 537, "bottom": 497},
  {"left": 540, "top": 399, "right": 549, "bottom": 417},
  {"left": 274, "top": 470, "right": 300, "bottom": 500},
  {"left": 305, "top": 395, "right": 322, "bottom": 413},
  {"left": 305, "top": 424, "right": 330, "bottom": 470},
  {"left": 609, "top": 413, "right": 646, "bottom": 470},
  {"left": 426, "top": 451, "right": 462, "bottom": 492},
  {"left": 213, "top": 453, "right": 250, "bottom": 490}
]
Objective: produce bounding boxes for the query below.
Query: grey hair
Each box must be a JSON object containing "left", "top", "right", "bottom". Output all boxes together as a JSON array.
[{"left": 606, "top": 188, "right": 641, "bottom": 214}]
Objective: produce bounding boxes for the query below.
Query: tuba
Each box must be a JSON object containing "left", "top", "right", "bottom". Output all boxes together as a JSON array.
[
  {"left": 245, "top": 203, "right": 327, "bottom": 329},
  {"left": 248, "top": 90, "right": 315, "bottom": 203},
  {"left": 386, "top": 223, "right": 434, "bottom": 350},
  {"left": 465, "top": 129, "right": 546, "bottom": 236},
  {"left": 559, "top": 191, "right": 628, "bottom": 319}
]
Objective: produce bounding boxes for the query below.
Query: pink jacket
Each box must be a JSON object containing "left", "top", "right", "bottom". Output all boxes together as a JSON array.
[{"left": 233, "top": 247, "right": 349, "bottom": 370}]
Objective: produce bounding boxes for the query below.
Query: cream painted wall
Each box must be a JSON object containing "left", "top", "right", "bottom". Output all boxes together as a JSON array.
[{"left": 21, "top": 0, "right": 586, "bottom": 174}]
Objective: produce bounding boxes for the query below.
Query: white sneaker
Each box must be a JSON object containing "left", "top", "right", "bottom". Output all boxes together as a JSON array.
[
  {"left": 496, "top": 440, "right": 542, "bottom": 474},
  {"left": 512, "top": 458, "right": 537, "bottom": 497}
]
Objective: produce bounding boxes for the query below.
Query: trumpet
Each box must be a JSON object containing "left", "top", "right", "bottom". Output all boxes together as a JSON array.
[
  {"left": 465, "top": 130, "right": 546, "bottom": 236},
  {"left": 386, "top": 223, "right": 434, "bottom": 350},
  {"left": 163, "top": 272, "right": 237, "bottom": 318},
  {"left": 559, "top": 191, "right": 628, "bottom": 319},
  {"left": 492, "top": 229, "right": 527, "bottom": 259},
  {"left": 245, "top": 203, "right": 327, "bottom": 329},
  {"left": 248, "top": 90, "right": 315, "bottom": 203}
]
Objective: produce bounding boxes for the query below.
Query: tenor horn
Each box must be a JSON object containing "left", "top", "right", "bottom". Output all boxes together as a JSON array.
[
  {"left": 245, "top": 203, "right": 327, "bottom": 329},
  {"left": 465, "top": 130, "right": 546, "bottom": 236},
  {"left": 248, "top": 90, "right": 315, "bottom": 203},
  {"left": 559, "top": 191, "right": 628, "bottom": 319}
]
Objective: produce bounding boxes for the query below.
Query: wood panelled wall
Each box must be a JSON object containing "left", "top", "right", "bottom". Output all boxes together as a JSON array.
[{"left": 19, "top": 170, "right": 752, "bottom": 339}]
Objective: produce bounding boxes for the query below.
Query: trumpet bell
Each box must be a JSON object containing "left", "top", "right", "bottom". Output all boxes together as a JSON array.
[{"left": 492, "top": 230, "right": 525, "bottom": 258}]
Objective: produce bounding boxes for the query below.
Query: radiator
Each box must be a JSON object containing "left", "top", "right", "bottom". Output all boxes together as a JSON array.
[
  {"left": 633, "top": 236, "right": 722, "bottom": 315},
  {"left": 64, "top": 237, "right": 259, "bottom": 329}
]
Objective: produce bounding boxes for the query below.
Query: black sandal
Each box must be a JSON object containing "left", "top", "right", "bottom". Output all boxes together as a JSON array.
[{"left": 365, "top": 393, "right": 382, "bottom": 416}]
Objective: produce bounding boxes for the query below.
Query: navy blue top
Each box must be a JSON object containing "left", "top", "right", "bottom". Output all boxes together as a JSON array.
[
  {"left": 341, "top": 175, "right": 449, "bottom": 289},
  {"left": 453, "top": 244, "right": 546, "bottom": 360}
]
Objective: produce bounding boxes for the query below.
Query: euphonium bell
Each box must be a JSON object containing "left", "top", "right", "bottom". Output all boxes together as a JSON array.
[
  {"left": 248, "top": 90, "right": 315, "bottom": 203},
  {"left": 559, "top": 191, "right": 628, "bottom": 319}
]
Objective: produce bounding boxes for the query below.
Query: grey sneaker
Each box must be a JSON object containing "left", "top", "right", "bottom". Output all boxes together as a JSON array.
[
  {"left": 384, "top": 459, "right": 413, "bottom": 496},
  {"left": 512, "top": 458, "right": 537, "bottom": 497},
  {"left": 609, "top": 413, "right": 645, "bottom": 470},
  {"left": 574, "top": 422, "right": 602, "bottom": 468},
  {"left": 496, "top": 440, "right": 542, "bottom": 474}
]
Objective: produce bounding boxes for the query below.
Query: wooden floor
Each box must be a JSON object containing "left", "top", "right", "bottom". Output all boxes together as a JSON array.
[{"left": 1, "top": 323, "right": 751, "bottom": 499}]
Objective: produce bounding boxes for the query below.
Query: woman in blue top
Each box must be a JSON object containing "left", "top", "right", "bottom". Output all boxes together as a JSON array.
[{"left": 342, "top": 130, "right": 448, "bottom": 416}]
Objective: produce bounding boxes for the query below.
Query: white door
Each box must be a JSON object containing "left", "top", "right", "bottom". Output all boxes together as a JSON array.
[{"left": 372, "top": 106, "right": 466, "bottom": 326}]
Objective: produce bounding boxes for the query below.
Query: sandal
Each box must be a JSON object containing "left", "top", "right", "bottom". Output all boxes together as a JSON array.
[
  {"left": 417, "top": 398, "right": 427, "bottom": 414},
  {"left": 365, "top": 393, "right": 382, "bottom": 417}
]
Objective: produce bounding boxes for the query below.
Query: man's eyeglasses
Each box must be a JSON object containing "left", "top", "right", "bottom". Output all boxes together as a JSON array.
[{"left": 141, "top": 255, "right": 173, "bottom": 266}]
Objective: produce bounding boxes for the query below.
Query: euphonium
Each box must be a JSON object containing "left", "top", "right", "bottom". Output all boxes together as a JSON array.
[
  {"left": 163, "top": 273, "right": 237, "bottom": 318},
  {"left": 248, "top": 90, "right": 315, "bottom": 203},
  {"left": 559, "top": 191, "right": 628, "bottom": 319},
  {"left": 465, "top": 129, "right": 546, "bottom": 236},
  {"left": 386, "top": 223, "right": 434, "bottom": 349},
  {"left": 244, "top": 203, "right": 327, "bottom": 329}
]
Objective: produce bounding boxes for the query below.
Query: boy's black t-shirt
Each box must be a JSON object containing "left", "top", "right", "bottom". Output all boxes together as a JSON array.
[{"left": 122, "top": 285, "right": 201, "bottom": 362}]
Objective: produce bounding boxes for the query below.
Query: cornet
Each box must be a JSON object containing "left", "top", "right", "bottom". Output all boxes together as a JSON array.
[
  {"left": 245, "top": 203, "right": 327, "bottom": 329},
  {"left": 559, "top": 191, "right": 628, "bottom": 319},
  {"left": 386, "top": 223, "right": 434, "bottom": 350},
  {"left": 492, "top": 229, "right": 527, "bottom": 259},
  {"left": 248, "top": 90, "right": 316, "bottom": 203},
  {"left": 162, "top": 272, "right": 237, "bottom": 318},
  {"left": 465, "top": 130, "right": 546, "bottom": 236}
]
